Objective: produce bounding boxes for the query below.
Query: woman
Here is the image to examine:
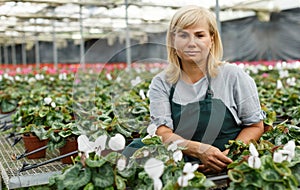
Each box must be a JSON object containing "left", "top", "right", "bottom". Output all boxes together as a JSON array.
[{"left": 149, "top": 5, "right": 265, "bottom": 173}]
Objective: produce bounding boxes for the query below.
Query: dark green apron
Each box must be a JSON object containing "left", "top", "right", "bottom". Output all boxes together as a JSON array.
[
  {"left": 170, "top": 79, "right": 241, "bottom": 161},
  {"left": 122, "top": 77, "right": 241, "bottom": 159}
]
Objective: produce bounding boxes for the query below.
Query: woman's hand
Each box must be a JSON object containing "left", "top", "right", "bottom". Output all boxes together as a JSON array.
[
  {"left": 197, "top": 143, "right": 232, "bottom": 174},
  {"left": 156, "top": 126, "right": 232, "bottom": 173}
]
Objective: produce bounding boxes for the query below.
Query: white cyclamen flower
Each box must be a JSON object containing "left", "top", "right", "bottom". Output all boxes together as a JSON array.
[
  {"left": 273, "top": 151, "right": 284, "bottom": 163},
  {"left": 167, "top": 139, "right": 185, "bottom": 151},
  {"left": 130, "top": 76, "right": 142, "bottom": 86},
  {"left": 273, "top": 140, "right": 295, "bottom": 163},
  {"left": 144, "top": 158, "right": 164, "bottom": 190},
  {"left": 28, "top": 77, "right": 36, "bottom": 83},
  {"left": 276, "top": 80, "right": 283, "bottom": 89},
  {"left": 35, "top": 74, "right": 44, "bottom": 80},
  {"left": 51, "top": 102, "right": 56, "bottom": 108},
  {"left": 15, "top": 76, "right": 21, "bottom": 81},
  {"left": 94, "top": 135, "right": 108, "bottom": 156},
  {"left": 117, "top": 157, "right": 127, "bottom": 171},
  {"left": 279, "top": 70, "right": 289, "bottom": 78},
  {"left": 116, "top": 76, "right": 121, "bottom": 82},
  {"left": 177, "top": 162, "right": 199, "bottom": 187},
  {"left": 286, "top": 77, "right": 296, "bottom": 86},
  {"left": 248, "top": 143, "right": 261, "bottom": 169},
  {"left": 44, "top": 97, "right": 52, "bottom": 105},
  {"left": 78, "top": 134, "right": 108, "bottom": 157},
  {"left": 108, "top": 133, "right": 126, "bottom": 151},
  {"left": 78, "top": 135, "right": 95, "bottom": 158},
  {"left": 147, "top": 124, "right": 157, "bottom": 137},
  {"left": 106, "top": 73, "right": 112, "bottom": 80},
  {"left": 173, "top": 150, "right": 183, "bottom": 162},
  {"left": 59, "top": 73, "right": 67, "bottom": 80},
  {"left": 139, "top": 89, "right": 146, "bottom": 100}
]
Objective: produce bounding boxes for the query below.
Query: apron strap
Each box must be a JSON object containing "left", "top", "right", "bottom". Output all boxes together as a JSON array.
[
  {"left": 169, "top": 84, "right": 176, "bottom": 103},
  {"left": 206, "top": 65, "right": 214, "bottom": 99}
]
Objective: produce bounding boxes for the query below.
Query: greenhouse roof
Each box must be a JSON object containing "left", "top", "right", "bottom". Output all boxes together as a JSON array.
[{"left": 0, "top": 0, "right": 299, "bottom": 44}]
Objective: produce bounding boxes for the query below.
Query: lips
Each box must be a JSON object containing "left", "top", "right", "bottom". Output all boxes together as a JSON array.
[{"left": 184, "top": 51, "right": 201, "bottom": 56}]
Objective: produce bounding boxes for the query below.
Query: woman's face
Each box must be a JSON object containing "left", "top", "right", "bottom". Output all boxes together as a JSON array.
[{"left": 173, "top": 19, "right": 213, "bottom": 66}]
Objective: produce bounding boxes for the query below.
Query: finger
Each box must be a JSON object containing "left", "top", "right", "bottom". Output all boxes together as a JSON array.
[
  {"left": 198, "top": 164, "right": 211, "bottom": 174},
  {"left": 215, "top": 153, "right": 232, "bottom": 164},
  {"left": 198, "top": 164, "right": 206, "bottom": 170}
]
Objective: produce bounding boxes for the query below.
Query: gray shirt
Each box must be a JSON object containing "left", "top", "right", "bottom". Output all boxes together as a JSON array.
[{"left": 149, "top": 63, "right": 265, "bottom": 130}]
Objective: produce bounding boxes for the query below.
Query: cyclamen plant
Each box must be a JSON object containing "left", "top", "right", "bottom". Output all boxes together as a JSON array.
[
  {"left": 227, "top": 140, "right": 300, "bottom": 190},
  {"left": 49, "top": 125, "right": 215, "bottom": 190}
]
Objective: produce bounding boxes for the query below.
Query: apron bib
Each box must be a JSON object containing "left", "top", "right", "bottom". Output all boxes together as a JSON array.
[{"left": 170, "top": 80, "right": 240, "bottom": 161}]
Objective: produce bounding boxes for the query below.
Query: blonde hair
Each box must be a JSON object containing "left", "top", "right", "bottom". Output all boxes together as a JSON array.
[{"left": 165, "top": 5, "right": 224, "bottom": 84}]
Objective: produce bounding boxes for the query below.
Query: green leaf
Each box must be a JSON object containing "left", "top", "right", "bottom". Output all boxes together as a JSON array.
[
  {"left": 0, "top": 99, "right": 17, "bottom": 113},
  {"left": 274, "top": 134, "right": 289, "bottom": 145},
  {"left": 92, "top": 164, "right": 114, "bottom": 188},
  {"left": 132, "top": 106, "right": 148, "bottom": 115},
  {"left": 228, "top": 169, "right": 244, "bottom": 183},
  {"left": 162, "top": 165, "right": 181, "bottom": 185},
  {"left": 141, "top": 136, "right": 163, "bottom": 145},
  {"left": 38, "top": 106, "right": 49, "bottom": 117},
  {"left": 261, "top": 169, "right": 282, "bottom": 182},
  {"left": 85, "top": 157, "right": 107, "bottom": 168},
  {"left": 286, "top": 175, "right": 299, "bottom": 189},
  {"left": 32, "top": 126, "right": 48, "bottom": 140},
  {"left": 162, "top": 180, "right": 175, "bottom": 190},
  {"left": 274, "top": 162, "right": 291, "bottom": 176},
  {"left": 115, "top": 175, "right": 126, "bottom": 190},
  {"left": 115, "top": 123, "right": 132, "bottom": 137},
  {"left": 290, "top": 164, "right": 300, "bottom": 184},
  {"left": 118, "top": 160, "right": 136, "bottom": 178},
  {"left": 104, "top": 152, "right": 121, "bottom": 163},
  {"left": 58, "top": 130, "right": 72, "bottom": 138},
  {"left": 189, "top": 172, "right": 206, "bottom": 187},
  {"left": 263, "top": 182, "right": 286, "bottom": 190},
  {"left": 51, "top": 121, "right": 65, "bottom": 130},
  {"left": 48, "top": 131, "right": 61, "bottom": 142},
  {"left": 242, "top": 171, "right": 263, "bottom": 188},
  {"left": 83, "top": 182, "right": 94, "bottom": 190},
  {"left": 56, "top": 164, "right": 92, "bottom": 190}
]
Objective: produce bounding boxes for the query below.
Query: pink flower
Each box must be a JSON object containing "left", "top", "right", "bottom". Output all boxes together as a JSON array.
[{"left": 261, "top": 73, "right": 269, "bottom": 78}]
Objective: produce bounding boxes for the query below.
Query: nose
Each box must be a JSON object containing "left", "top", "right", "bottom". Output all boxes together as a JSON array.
[{"left": 187, "top": 36, "right": 197, "bottom": 47}]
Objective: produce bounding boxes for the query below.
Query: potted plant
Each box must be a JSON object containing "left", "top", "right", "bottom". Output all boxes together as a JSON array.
[
  {"left": 47, "top": 121, "right": 81, "bottom": 164},
  {"left": 19, "top": 124, "right": 48, "bottom": 159}
]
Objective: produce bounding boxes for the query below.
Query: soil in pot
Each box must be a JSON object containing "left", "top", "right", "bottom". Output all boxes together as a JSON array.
[
  {"left": 59, "top": 136, "right": 78, "bottom": 164},
  {"left": 22, "top": 133, "right": 48, "bottom": 159}
]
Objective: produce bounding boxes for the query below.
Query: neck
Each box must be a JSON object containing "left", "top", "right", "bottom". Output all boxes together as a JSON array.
[{"left": 181, "top": 63, "right": 206, "bottom": 84}]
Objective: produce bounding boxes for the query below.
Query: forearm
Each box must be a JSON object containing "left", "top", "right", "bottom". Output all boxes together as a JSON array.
[{"left": 235, "top": 120, "right": 264, "bottom": 144}]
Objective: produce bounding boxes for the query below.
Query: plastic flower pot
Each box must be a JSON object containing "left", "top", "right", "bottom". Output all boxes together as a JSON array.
[
  {"left": 59, "top": 136, "right": 78, "bottom": 164},
  {"left": 22, "top": 133, "right": 48, "bottom": 159}
]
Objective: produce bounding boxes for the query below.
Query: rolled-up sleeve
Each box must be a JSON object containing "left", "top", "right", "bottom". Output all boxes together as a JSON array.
[
  {"left": 149, "top": 74, "right": 174, "bottom": 130},
  {"left": 234, "top": 69, "right": 266, "bottom": 126}
]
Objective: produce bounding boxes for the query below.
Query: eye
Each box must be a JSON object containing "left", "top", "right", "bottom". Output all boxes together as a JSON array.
[
  {"left": 196, "top": 33, "right": 204, "bottom": 38},
  {"left": 177, "top": 32, "right": 188, "bottom": 38}
]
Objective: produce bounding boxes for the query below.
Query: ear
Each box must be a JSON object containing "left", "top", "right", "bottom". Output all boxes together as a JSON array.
[{"left": 210, "top": 35, "right": 214, "bottom": 44}]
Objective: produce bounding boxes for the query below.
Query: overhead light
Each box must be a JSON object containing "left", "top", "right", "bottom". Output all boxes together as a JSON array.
[
  {"left": 89, "top": 28, "right": 103, "bottom": 34},
  {"left": 72, "top": 34, "right": 81, "bottom": 39}
]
